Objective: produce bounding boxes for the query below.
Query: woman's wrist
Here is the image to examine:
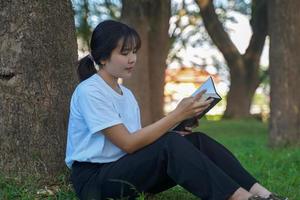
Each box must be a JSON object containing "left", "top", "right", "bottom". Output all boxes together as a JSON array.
[{"left": 168, "top": 109, "right": 183, "bottom": 124}]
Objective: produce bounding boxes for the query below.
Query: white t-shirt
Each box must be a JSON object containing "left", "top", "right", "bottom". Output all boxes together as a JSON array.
[{"left": 65, "top": 74, "right": 141, "bottom": 168}]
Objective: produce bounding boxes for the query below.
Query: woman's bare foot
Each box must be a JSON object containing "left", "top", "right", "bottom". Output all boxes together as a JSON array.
[
  {"left": 229, "top": 187, "right": 253, "bottom": 200},
  {"left": 249, "top": 183, "right": 271, "bottom": 198}
]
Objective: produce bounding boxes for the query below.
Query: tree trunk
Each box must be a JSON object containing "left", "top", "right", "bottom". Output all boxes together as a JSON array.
[
  {"left": 225, "top": 65, "right": 259, "bottom": 118},
  {"left": 268, "top": 0, "right": 300, "bottom": 147},
  {"left": 0, "top": 1, "right": 78, "bottom": 180},
  {"left": 195, "top": 0, "right": 267, "bottom": 119},
  {"left": 121, "top": 0, "right": 171, "bottom": 126}
]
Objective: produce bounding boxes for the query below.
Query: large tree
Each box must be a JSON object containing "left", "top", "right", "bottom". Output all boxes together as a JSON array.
[
  {"left": 121, "top": 0, "right": 171, "bottom": 125},
  {"left": 268, "top": 0, "right": 300, "bottom": 146},
  {"left": 0, "top": 1, "right": 78, "bottom": 179},
  {"left": 195, "top": 0, "right": 268, "bottom": 118}
]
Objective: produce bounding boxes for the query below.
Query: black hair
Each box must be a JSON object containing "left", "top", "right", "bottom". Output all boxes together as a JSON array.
[{"left": 77, "top": 20, "right": 141, "bottom": 81}]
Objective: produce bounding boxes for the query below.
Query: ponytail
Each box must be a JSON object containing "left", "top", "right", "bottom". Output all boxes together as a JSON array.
[{"left": 77, "top": 55, "right": 97, "bottom": 82}]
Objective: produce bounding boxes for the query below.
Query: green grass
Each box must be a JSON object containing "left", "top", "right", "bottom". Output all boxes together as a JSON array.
[
  {"left": 0, "top": 173, "right": 77, "bottom": 200},
  {"left": 1, "top": 119, "right": 299, "bottom": 199}
]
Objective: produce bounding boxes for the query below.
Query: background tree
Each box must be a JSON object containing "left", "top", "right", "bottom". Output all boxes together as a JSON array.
[
  {"left": 268, "top": 0, "right": 300, "bottom": 146},
  {"left": 195, "top": 0, "right": 268, "bottom": 118},
  {"left": 73, "top": 0, "right": 91, "bottom": 51},
  {"left": 121, "top": 0, "right": 171, "bottom": 125},
  {"left": 72, "top": 0, "right": 121, "bottom": 51},
  {"left": 0, "top": 1, "right": 78, "bottom": 180}
]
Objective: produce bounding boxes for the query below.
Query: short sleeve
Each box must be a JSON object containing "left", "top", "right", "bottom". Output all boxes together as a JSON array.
[{"left": 77, "top": 86, "right": 122, "bottom": 134}]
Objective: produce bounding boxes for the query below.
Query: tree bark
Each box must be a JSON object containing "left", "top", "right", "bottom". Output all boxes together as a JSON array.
[
  {"left": 268, "top": 0, "right": 300, "bottom": 146},
  {"left": 195, "top": 0, "right": 267, "bottom": 118},
  {"left": 0, "top": 1, "right": 78, "bottom": 180},
  {"left": 121, "top": 0, "right": 171, "bottom": 126}
]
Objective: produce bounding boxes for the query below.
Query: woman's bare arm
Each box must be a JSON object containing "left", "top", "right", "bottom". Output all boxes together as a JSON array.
[{"left": 102, "top": 90, "right": 212, "bottom": 153}]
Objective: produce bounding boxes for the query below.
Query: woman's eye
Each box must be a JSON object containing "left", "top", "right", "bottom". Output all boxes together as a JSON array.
[
  {"left": 121, "top": 51, "right": 129, "bottom": 55},
  {"left": 121, "top": 49, "right": 137, "bottom": 55}
]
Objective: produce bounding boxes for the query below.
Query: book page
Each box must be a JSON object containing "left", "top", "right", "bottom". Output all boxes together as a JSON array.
[
  {"left": 170, "top": 76, "right": 221, "bottom": 131},
  {"left": 192, "top": 77, "right": 220, "bottom": 99}
]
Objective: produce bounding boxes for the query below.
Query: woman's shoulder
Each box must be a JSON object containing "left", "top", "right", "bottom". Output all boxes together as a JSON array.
[{"left": 75, "top": 75, "right": 107, "bottom": 97}]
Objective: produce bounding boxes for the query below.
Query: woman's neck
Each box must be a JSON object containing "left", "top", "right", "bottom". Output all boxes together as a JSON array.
[{"left": 97, "top": 70, "right": 121, "bottom": 94}]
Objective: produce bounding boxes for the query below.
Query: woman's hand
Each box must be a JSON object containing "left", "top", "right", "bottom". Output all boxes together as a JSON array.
[
  {"left": 172, "top": 90, "right": 213, "bottom": 122},
  {"left": 171, "top": 90, "right": 212, "bottom": 136},
  {"left": 174, "top": 118, "right": 199, "bottom": 136}
]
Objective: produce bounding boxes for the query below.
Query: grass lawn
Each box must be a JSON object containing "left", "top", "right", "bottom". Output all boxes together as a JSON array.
[{"left": 1, "top": 119, "right": 299, "bottom": 199}]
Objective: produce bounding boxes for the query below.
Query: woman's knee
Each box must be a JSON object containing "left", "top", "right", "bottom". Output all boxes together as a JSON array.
[
  {"left": 163, "top": 132, "right": 203, "bottom": 155},
  {"left": 184, "top": 131, "right": 207, "bottom": 142},
  {"left": 164, "top": 132, "right": 183, "bottom": 142},
  {"left": 192, "top": 131, "right": 207, "bottom": 137},
  {"left": 162, "top": 132, "right": 212, "bottom": 154},
  {"left": 184, "top": 132, "right": 216, "bottom": 151},
  {"left": 192, "top": 131, "right": 214, "bottom": 142},
  {"left": 162, "top": 132, "right": 189, "bottom": 148}
]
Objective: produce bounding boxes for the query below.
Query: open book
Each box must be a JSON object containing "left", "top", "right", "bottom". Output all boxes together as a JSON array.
[{"left": 172, "top": 76, "right": 221, "bottom": 131}]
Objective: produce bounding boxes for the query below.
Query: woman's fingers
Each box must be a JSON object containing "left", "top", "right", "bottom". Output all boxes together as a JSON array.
[
  {"left": 193, "top": 89, "right": 207, "bottom": 102},
  {"left": 175, "top": 91, "right": 214, "bottom": 120},
  {"left": 184, "top": 126, "right": 193, "bottom": 131},
  {"left": 174, "top": 130, "right": 193, "bottom": 137},
  {"left": 194, "top": 103, "right": 211, "bottom": 116},
  {"left": 192, "top": 119, "right": 199, "bottom": 128},
  {"left": 173, "top": 126, "right": 194, "bottom": 136},
  {"left": 193, "top": 98, "right": 213, "bottom": 109}
]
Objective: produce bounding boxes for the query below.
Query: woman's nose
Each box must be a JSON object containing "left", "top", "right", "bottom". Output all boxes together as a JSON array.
[{"left": 128, "top": 53, "right": 137, "bottom": 64}]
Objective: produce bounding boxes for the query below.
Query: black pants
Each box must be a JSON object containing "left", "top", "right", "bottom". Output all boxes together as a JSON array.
[{"left": 71, "top": 132, "right": 258, "bottom": 200}]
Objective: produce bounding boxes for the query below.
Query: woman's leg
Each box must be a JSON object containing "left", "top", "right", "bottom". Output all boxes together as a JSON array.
[
  {"left": 184, "top": 132, "right": 289, "bottom": 200},
  {"left": 184, "top": 132, "right": 258, "bottom": 191},
  {"left": 71, "top": 132, "right": 241, "bottom": 200}
]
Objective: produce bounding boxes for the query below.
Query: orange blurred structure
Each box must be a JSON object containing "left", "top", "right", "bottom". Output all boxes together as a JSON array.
[
  {"left": 165, "top": 67, "right": 220, "bottom": 84},
  {"left": 164, "top": 67, "right": 220, "bottom": 113}
]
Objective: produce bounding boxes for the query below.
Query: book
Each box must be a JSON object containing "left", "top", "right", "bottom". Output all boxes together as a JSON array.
[{"left": 172, "top": 76, "right": 221, "bottom": 131}]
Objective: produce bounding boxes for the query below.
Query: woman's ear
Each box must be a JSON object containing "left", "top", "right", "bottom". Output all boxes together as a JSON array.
[{"left": 99, "top": 59, "right": 106, "bottom": 66}]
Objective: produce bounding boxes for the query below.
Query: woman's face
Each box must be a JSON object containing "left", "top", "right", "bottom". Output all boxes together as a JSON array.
[{"left": 103, "top": 40, "right": 137, "bottom": 79}]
